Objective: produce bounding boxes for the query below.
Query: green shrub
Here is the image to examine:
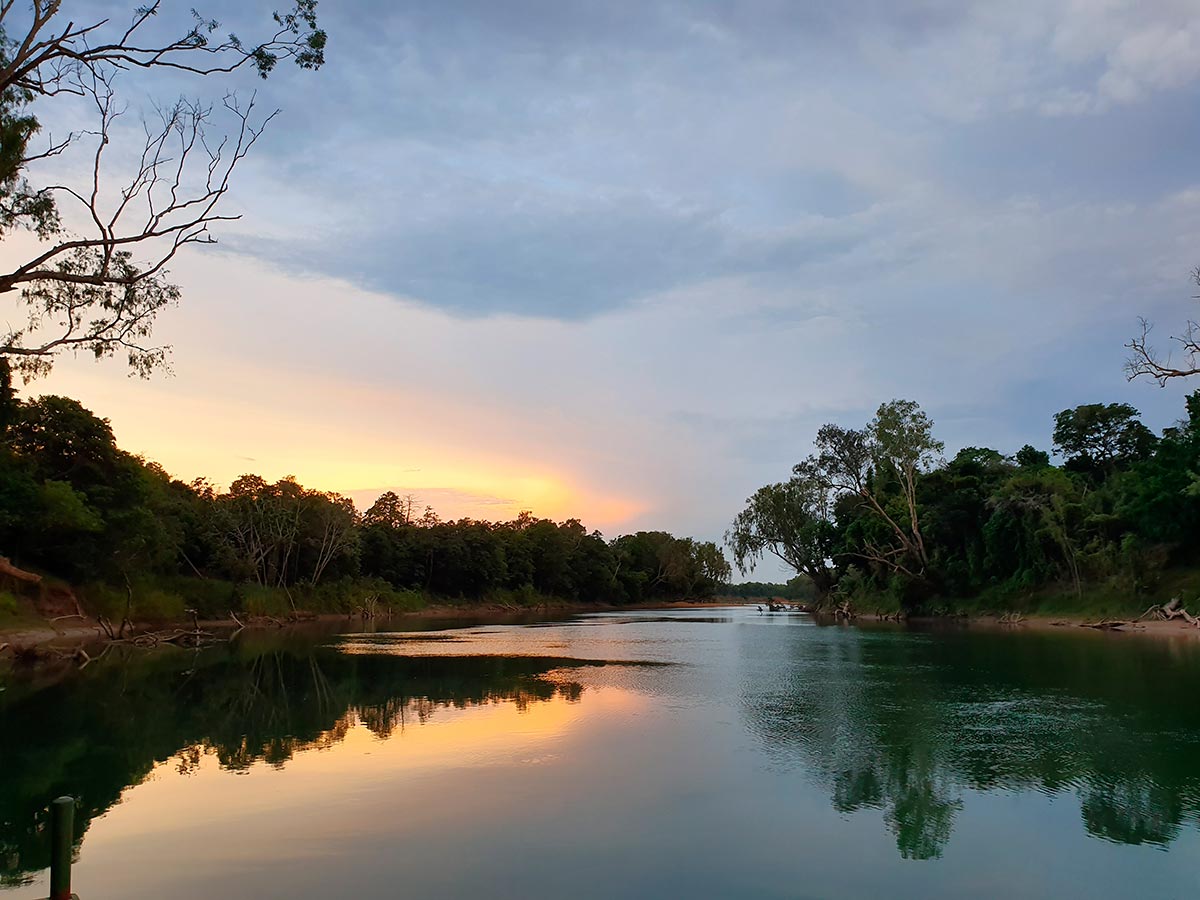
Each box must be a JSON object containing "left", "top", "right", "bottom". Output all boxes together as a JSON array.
[
  {"left": 149, "top": 576, "right": 237, "bottom": 619},
  {"left": 0, "top": 590, "right": 21, "bottom": 620},
  {"left": 291, "top": 577, "right": 428, "bottom": 614},
  {"left": 79, "top": 580, "right": 186, "bottom": 622},
  {"left": 133, "top": 587, "right": 186, "bottom": 622},
  {"left": 387, "top": 588, "right": 427, "bottom": 612},
  {"left": 79, "top": 582, "right": 128, "bottom": 621},
  {"left": 234, "top": 583, "right": 293, "bottom": 617}
]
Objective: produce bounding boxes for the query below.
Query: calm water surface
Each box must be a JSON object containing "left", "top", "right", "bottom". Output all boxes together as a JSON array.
[{"left": 3, "top": 607, "right": 1200, "bottom": 898}]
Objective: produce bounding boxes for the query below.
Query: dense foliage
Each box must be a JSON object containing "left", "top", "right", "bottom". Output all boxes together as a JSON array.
[
  {"left": 0, "top": 369, "right": 729, "bottom": 619},
  {"left": 728, "top": 393, "right": 1200, "bottom": 613}
]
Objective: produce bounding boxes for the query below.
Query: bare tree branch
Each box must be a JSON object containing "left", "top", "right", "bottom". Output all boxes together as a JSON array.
[
  {"left": 0, "top": 1, "right": 325, "bottom": 98},
  {"left": 1, "top": 77, "right": 275, "bottom": 376},
  {"left": 0, "top": 2, "right": 325, "bottom": 377}
]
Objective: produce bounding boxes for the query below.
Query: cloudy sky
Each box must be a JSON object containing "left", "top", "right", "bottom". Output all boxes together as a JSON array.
[{"left": 13, "top": 0, "right": 1200, "bottom": 578}]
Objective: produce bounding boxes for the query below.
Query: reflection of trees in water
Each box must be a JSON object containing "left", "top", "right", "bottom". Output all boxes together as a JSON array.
[
  {"left": 0, "top": 639, "right": 595, "bottom": 885},
  {"left": 738, "top": 623, "right": 1200, "bottom": 859},
  {"left": 1081, "top": 777, "right": 1184, "bottom": 846}
]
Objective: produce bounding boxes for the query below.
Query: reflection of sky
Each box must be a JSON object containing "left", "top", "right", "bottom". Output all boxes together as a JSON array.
[
  {"left": 3, "top": 2, "right": 1198, "bottom": 574},
  {"left": 8, "top": 609, "right": 1200, "bottom": 899}
]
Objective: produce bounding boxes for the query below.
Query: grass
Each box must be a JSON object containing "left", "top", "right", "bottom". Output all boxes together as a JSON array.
[
  {"left": 70, "top": 576, "right": 432, "bottom": 623},
  {"left": 80, "top": 580, "right": 187, "bottom": 623}
]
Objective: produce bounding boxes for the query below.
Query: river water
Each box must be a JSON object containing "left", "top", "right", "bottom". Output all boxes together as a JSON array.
[{"left": 2, "top": 607, "right": 1199, "bottom": 898}]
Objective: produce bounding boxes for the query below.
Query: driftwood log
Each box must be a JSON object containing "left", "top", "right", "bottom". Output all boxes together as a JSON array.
[{"left": 1137, "top": 596, "right": 1200, "bottom": 628}]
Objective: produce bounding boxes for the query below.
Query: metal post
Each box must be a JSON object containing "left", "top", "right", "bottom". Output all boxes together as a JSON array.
[{"left": 49, "top": 796, "right": 74, "bottom": 900}]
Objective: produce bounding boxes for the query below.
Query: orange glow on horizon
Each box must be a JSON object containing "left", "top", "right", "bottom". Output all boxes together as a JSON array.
[{"left": 36, "top": 355, "right": 649, "bottom": 531}]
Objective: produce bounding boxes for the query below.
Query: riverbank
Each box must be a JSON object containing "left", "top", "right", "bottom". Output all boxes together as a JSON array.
[
  {"left": 946, "top": 611, "right": 1200, "bottom": 640},
  {"left": 0, "top": 598, "right": 738, "bottom": 651},
  {"left": 8, "top": 594, "right": 1200, "bottom": 656}
]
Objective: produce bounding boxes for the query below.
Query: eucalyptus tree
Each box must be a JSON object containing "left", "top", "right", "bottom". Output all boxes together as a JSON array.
[
  {"left": 802, "top": 400, "right": 943, "bottom": 579},
  {"left": 725, "top": 475, "right": 837, "bottom": 597}
]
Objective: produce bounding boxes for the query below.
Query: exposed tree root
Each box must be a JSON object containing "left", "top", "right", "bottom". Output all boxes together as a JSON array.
[
  {"left": 0, "top": 557, "right": 41, "bottom": 583},
  {"left": 1136, "top": 596, "right": 1200, "bottom": 628}
]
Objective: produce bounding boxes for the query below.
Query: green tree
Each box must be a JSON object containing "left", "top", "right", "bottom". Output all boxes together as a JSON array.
[
  {"left": 1052, "top": 403, "right": 1157, "bottom": 478},
  {"left": 1015, "top": 444, "right": 1051, "bottom": 468},
  {"left": 363, "top": 491, "right": 417, "bottom": 528},
  {"left": 990, "top": 468, "right": 1087, "bottom": 596},
  {"left": 803, "top": 400, "right": 943, "bottom": 581},
  {"left": 725, "top": 477, "right": 837, "bottom": 597}
]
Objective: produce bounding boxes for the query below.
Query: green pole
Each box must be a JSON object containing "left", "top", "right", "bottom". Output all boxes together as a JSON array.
[{"left": 49, "top": 796, "right": 74, "bottom": 900}]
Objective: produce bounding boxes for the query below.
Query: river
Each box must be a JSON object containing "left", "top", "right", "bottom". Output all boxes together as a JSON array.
[{"left": 2, "top": 607, "right": 1199, "bottom": 898}]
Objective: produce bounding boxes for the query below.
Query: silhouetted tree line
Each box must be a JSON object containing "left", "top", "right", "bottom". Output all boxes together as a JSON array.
[
  {"left": 0, "top": 365, "right": 730, "bottom": 617},
  {"left": 728, "top": 392, "right": 1200, "bottom": 613}
]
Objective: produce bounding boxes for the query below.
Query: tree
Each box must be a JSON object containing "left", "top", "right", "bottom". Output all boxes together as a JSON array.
[
  {"left": 302, "top": 490, "right": 357, "bottom": 585},
  {"left": 8, "top": 394, "right": 121, "bottom": 485},
  {"left": 363, "top": 491, "right": 417, "bottom": 529},
  {"left": 1052, "top": 403, "right": 1156, "bottom": 478},
  {"left": 872, "top": 399, "right": 944, "bottom": 570},
  {"left": 725, "top": 476, "right": 837, "bottom": 597},
  {"left": 1126, "top": 267, "right": 1200, "bottom": 384},
  {"left": 0, "top": 1, "right": 325, "bottom": 378},
  {"left": 1015, "top": 444, "right": 1050, "bottom": 468},
  {"left": 802, "top": 400, "right": 943, "bottom": 578},
  {"left": 990, "top": 468, "right": 1087, "bottom": 596}
]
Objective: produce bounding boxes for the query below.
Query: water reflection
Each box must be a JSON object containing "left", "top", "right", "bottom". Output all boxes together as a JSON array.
[
  {"left": 737, "top": 622, "right": 1200, "bottom": 858},
  {"left": 0, "top": 632, "right": 617, "bottom": 886},
  {"left": 5, "top": 611, "right": 1200, "bottom": 898}
]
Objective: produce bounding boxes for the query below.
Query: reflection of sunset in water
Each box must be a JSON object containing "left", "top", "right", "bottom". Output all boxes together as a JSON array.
[
  {"left": 81, "top": 686, "right": 647, "bottom": 853},
  {"left": 8, "top": 609, "right": 1200, "bottom": 900}
]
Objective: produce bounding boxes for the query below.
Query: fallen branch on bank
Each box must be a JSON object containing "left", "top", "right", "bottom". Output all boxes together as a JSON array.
[
  {"left": 1081, "top": 618, "right": 1137, "bottom": 631},
  {"left": 1138, "top": 596, "right": 1200, "bottom": 628}
]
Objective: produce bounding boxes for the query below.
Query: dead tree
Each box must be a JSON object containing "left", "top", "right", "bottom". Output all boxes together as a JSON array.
[{"left": 1125, "top": 268, "right": 1200, "bottom": 385}]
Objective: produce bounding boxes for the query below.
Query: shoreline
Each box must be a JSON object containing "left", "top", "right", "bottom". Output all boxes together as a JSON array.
[
  {"left": 0, "top": 598, "right": 737, "bottom": 651},
  {"left": 930, "top": 611, "right": 1200, "bottom": 640},
  {"left": 5, "top": 599, "right": 1199, "bottom": 654}
]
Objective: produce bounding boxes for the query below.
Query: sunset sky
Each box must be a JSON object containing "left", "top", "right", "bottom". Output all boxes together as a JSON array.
[{"left": 11, "top": 0, "right": 1200, "bottom": 577}]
